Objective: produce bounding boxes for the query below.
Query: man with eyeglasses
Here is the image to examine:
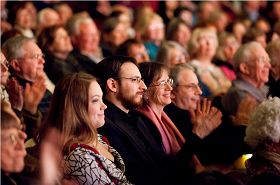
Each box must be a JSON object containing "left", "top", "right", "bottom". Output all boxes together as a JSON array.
[
  {"left": 2, "top": 36, "right": 51, "bottom": 138},
  {"left": 166, "top": 63, "right": 248, "bottom": 165}
]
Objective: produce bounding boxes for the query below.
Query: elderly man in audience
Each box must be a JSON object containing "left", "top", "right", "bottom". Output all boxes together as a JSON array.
[
  {"left": 166, "top": 63, "right": 243, "bottom": 165},
  {"left": 2, "top": 36, "right": 51, "bottom": 117},
  {"left": 67, "top": 16, "right": 103, "bottom": 75},
  {"left": 222, "top": 41, "right": 271, "bottom": 126},
  {"left": 244, "top": 97, "right": 280, "bottom": 182}
]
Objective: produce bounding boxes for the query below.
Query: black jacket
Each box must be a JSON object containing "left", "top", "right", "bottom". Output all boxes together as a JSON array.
[{"left": 99, "top": 100, "right": 201, "bottom": 185}]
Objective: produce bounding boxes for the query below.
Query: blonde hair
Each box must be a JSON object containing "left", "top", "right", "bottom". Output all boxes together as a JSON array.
[{"left": 188, "top": 27, "right": 218, "bottom": 58}]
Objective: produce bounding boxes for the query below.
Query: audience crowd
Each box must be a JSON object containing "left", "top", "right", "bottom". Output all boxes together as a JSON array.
[{"left": 1, "top": 1, "right": 280, "bottom": 185}]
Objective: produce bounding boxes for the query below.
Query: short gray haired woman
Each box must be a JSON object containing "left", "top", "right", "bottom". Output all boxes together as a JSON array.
[{"left": 244, "top": 97, "right": 280, "bottom": 178}]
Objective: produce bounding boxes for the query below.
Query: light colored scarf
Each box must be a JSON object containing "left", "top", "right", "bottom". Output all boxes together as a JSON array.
[{"left": 137, "top": 104, "right": 185, "bottom": 155}]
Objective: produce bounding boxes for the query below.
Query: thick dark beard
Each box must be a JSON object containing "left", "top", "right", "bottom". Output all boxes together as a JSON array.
[{"left": 117, "top": 91, "right": 143, "bottom": 110}]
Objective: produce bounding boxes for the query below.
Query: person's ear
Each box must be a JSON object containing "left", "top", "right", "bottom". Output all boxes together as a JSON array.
[
  {"left": 10, "top": 59, "right": 21, "bottom": 72},
  {"left": 239, "top": 63, "right": 250, "bottom": 75},
  {"left": 106, "top": 78, "right": 118, "bottom": 93}
]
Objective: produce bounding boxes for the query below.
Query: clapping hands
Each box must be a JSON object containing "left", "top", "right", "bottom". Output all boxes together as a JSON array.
[
  {"left": 24, "top": 73, "right": 46, "bottom": 114},
  {"left": 190, "top": 98, "right": 222, "bottom": 139}
]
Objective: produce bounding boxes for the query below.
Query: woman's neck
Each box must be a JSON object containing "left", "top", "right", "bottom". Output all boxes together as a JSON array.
[{"left": 149, "top": 103, "right": 164, "bottom": 118}]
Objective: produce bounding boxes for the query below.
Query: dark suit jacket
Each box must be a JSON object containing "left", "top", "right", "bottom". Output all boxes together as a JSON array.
[
  {"left": 70, "top": 50, "right": 98, "bottom": 76},
  {"left": 99, "top": 100, "right": 201, "bottom": 185}
]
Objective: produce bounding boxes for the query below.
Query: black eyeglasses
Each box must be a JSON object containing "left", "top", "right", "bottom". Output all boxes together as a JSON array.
[
  {"left": 116, "top": 76, "right": 144, "bottom": 83},
  {"left": 149, "top": 78, "right": 173, "bottom": 88}
]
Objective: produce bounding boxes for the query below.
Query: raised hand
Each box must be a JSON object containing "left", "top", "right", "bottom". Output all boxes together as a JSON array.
[
  {"left": 24, "top": 73, "right": 46, "bottom": 114},
  {"left": 190, "top": 98, "right": 222, "bottom": 139},
  {"left": 6, "top": 77, "right": 24, "bottom": 111}
]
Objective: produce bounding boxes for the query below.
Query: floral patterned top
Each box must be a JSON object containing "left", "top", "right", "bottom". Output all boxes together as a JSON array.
[{"left": 64, "top": 135, "right": 131, "bottom": 185}]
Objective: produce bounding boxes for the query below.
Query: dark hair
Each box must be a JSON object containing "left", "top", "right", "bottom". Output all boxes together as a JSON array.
[
  {"left": 96, "top": 55, "right": 137, "bottom": 95},
  {"left": 174, "top": 6, "right": 192, "bottom": 18},
  {"left": 242, "top": 28, "right": 265, "bottom": 44},
  {"left": 138, "top": 62, "right": 169, "bottom": 87},
  {"left": 37, "top": 25, "right": 63, "bottom": 53},
  {"left": 115, "top": 39, "right": 144, "bottom": 56},
  {"left": 102, "top": 17, "right": 120, "bottom": 34},
  {"left": 166, "top": 18, "right": 189, "bottom": 40}
]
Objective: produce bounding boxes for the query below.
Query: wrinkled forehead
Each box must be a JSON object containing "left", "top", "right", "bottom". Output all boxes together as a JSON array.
[
  {"left": 22, "top": 40, "right": 42, "bottom": 55},
  {"left": 178, "top": 68, "right": 197, "bottom": 83}
]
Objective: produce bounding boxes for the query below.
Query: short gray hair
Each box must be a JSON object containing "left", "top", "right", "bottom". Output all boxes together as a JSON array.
[
  {"left": 245, "top": 97, "right": 280, "bottom": 149},
  {"left": 170, "top": 63, "right": 194, "bottom": 87},
  {"left": 232, "top": 41, "right": 263, "bottom": 74},
  {"left": 67, "top": 16, "right": 94, "bottom": 36},
  {"left": 2, "top": 36, "right": 34, "bottom": 61}
]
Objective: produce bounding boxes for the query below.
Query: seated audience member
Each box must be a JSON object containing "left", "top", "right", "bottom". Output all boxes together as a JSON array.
[
  {"left": 67, "top": 16, "right": 102, "bottom": 75},
  {"left": 254, "top": 18, "right": 271, "bottom": 35},
  {"left": 37, "top": 25, "right": 80, "bottom": 84},
  {"left": 168, "top": 63, "right": 247, "bottom": 164},
  {"left": 1, "top": 102, "right": 27, "bottom": 184},
  {"left": 101, "top": 17, "right": 129, "bottom": 57},
  {"left": 2, "top": 36, "right": 52, "bottom": 116},
  {"left": 222, "top": 41, "right": 271, "bottom": 126},
  {"left": 157, "top": 41, "right": 188, "bottom": 68},
  {"left": 226, "top": 20, "right": 247, "bottom": 44},
  {"left": 244, "top": 97, "right": 280, "bottom": 180},
  {"left": 36, "top": 8, "right": 61, "bottom": 36},
  {"left": 8, "top": 2, "right": 35, "bottom": 38},
  {"left": 135, "top": 12, "right": 165, "bottom": 61},
  {"left": 115, "top": 39, "right": 150, "bottom": 64},
  {"left": 206, "top": 10, "right": 229, "bottom": 34},
  {"left": 166, "top": 18, "right": 191, "bottom": 49},
  {"left": 188, "top": 27, "right": 231, "bottom": 97},
  {"left": 173, "top": 6, "right": 193, "bottom": 28},
  {"left": 96, "top": 56, "right": 204, "bottom": 185},
  {"left": 110, "top": 5, "right": 135, "bottom": 38},
  {"left": 265, "top": 40, "right": 280, "bottom": 98},
  {"left": 214, "top": 32, "right": 240, "bottom": 81},
  {"left": 1, "top": 50, "right": 45, "bottom": 139},
  {"left": 1, "top": 102, "right": 76, "bottom": 185},
  {"left": 53, "top": 3, "right": 73, "bottom": 26},
  {"left": 242, "top": 28, "right": 267, "bottom": 48},
  {"left": 40, "top": 73, "right": 131, "bottom": 185}
]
